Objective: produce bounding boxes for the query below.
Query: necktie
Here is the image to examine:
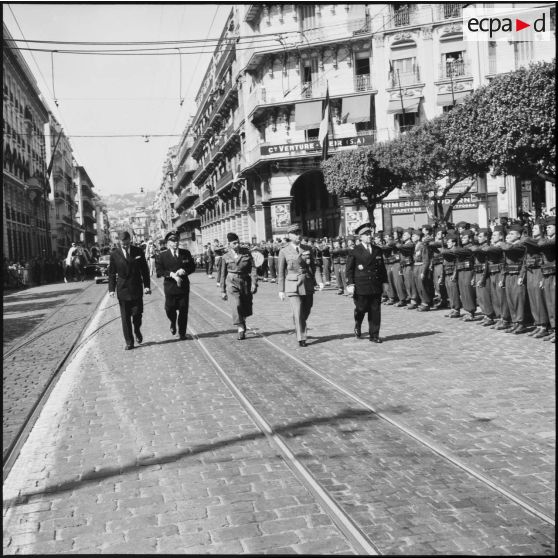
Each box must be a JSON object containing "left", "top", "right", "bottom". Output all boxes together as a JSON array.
[{"left": 124, "top": 248, "right": 128, "bottom": 259}]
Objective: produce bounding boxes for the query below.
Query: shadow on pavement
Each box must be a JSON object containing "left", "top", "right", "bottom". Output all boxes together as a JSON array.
[
  {"left": 306, "top": 333, "right": 358, "bottom": 345},
  {"left": 5, "top": 407, "right": 377, "bottom": 507},
  {"left": 382, "top": 330, "right": 441, "bottom": 342}
]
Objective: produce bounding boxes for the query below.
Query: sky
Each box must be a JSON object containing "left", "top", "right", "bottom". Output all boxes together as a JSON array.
[{"left": 4, "top": 2, "right": 232, "bottom": 198}]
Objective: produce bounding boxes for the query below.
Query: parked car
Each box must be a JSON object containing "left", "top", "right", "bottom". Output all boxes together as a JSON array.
[{"left": 85, "top": 254, "right": 111, "bottom": 283}]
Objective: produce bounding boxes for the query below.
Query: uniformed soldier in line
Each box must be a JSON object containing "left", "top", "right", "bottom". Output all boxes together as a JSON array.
[
  {"left": 220, "top": 232, "right": 258, "bottom": 340},
  {"left": 381, "top": 230, "right": 398, "bottom": 305},
  {"left": 539, "top": 216, "right": 555, "bottom": 343},
  {"left": 331, "top": 238, "right": 348, "bottom": 295},
  {"left": 257, "top": 240, "right": 269, "bottom": 282},
  {"left": 155, "top": 231, "right": 196, "bottom": 340},
  {"left": 455, "top": 221, "right": 470, "bottom": 246},
  {"left": 373, "top": 230, "right": 390, "bottom": 303},
  {"left": 390, "top": 227, "right": 408, "bottom": 306},
  {"left": 277, "top": 223, "right": 324, "bottom": 347},
  {"left": 429, "top": 227, "right": 449, "bottom": 309},
  {"left": 501, "top": 224, "right": 528, "bottom": 334},
  {"left": 346, "top": 223, "right": 388, "bottom": 343},
  {"left": 420, "top": 224, "right": 436, "bottom": 304},
  {"left": 412, "top": 228, "right": 432, "bottom": 311},
  {"left": 213, "top": 243, "right": 227, "bottom": 286},
  {"left": 346, "top": 235, "right": 356, "bottom": 250},
  {"left": 265, "top": 240, "right": 277, "bottom": 283},
  {"left": 522, "top": 221, "right": 550, "bottom": 339},
  {"left": 320, "top": 237, "right": 332, "bottom": 286},
  {"left": 485, "top": 225, "right": 513, "bottom": 330},
  {"left": 454, "top": 229, "right": 477, "bottom": 321},
  {"left": 440, "top": 232, "right": 462, "bottom": 318},
  {"left": 398, "top": 228, "right": 418, "bottom": 309},
  {"left": 310, "top": 238, "right": 324, "bottom": 287},
  {"left": 471, "top": 228, "right": 496, "bottom": 326}
]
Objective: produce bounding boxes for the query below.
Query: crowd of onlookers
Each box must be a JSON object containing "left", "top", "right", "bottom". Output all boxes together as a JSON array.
[{"left": 4, "top": 256, "right": 67, "bottom": 290}]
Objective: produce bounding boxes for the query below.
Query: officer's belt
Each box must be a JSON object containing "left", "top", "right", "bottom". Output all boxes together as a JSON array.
[
  {"left": 474, "top": 265, "right": 485, "bottom": 273},
  {"left": 414, "top": 261, "right": 424, "bottom": 266},
  {"left": 456, "top": 262, "right": 472, "bottom": 270},
  {"left": 506, "top": 264, "right": 521, "bottom": 274},
  {"left": 227, "top": 271, "right": 250, "bottom": 277},
  {"left": 542, "top": 265, "right": 555, "bottom": 276},
  {"left": 432, "top": 256, "right": 443, "bottom": 265},
  {"left": 386, "top": 255, "right": 400, "bottom": 264},
  {"left": 488, "top": 264, "right": 501, "bottom": 273},
  {"left": 444, "top": 264, "right": 456, "bottom": 273}
]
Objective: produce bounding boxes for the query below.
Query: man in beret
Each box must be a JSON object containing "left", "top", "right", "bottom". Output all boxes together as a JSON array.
[
  {"left": 220, "top": 232, "right": 258, "bottom": 340},
  {"left": 156, "top": 231, "right": 196, "bottom": 340},
  {"left": 331, "top": 237, "right": 348, "bottom": 295},
  {"left": 430, "top": 227, "right": 448, "bottom": 310},
  {"left": 454, "top": 229, "right": 477, "bottom": 321},
  {"left": 277, "top": 223, "right": 324, "bottom": 347},
  {"left": 440, "top": 232, "right": 462, "bottom": 318},
  {"left": 397, "top": 228, "right": 418, "bottom": 309},
  {"left": 320, "top": 237, "right": 332, "bottom": 286},
  {"left": 390, "top": 227, "right": 409, "bottom": 306},
  {"left": 412, "top": 228, "right": 432, "bottom": 311},
  {"left": 471, "top": 228, "right": 496, "bottom": 326},
  {"left": 346, "top": 223, "right": 388, "bottom": 343},
  {"left": 539, "top": 216, "right": 555, "bottom": 342},
  {"left": 108, "top": 231, "right": 151, "bottom": 350}
]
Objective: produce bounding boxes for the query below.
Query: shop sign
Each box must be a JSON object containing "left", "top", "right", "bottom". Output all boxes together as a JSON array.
[
  {"left": 383, "top": 195, "right": 480, "bottom": 215},
  {"left": 260, "top": 135, "right": 375, "bottom": 156}
]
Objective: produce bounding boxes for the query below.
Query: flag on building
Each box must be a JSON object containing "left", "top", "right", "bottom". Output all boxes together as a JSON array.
[{"left": 318, "top": 83, "right": 333, "bottom": 160}]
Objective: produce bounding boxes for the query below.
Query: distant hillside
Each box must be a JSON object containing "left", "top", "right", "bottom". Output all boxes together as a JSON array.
[{"left": 104, "top": 191, "right": 156, "bottom": 214}]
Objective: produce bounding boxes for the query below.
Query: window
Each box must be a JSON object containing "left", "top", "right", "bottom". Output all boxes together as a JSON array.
[
  {"left": 396, "top": 112, "right": 418, "bottom": 133},
  {"left": 355, "top": 121, "right": 375, "bottom": 136},
  {"left": 514, "top": 42, "right": 534, "bottom": 69},
  {"left": 390, "top": 57, "right": 419, "bottom": 86},
  {"left": 442, "top": 51, "right": 466, "bottom": 78},
  {"left": 300, "top": 5, "right": 316, "bottom": 30},
  {"left": 306, "top": 128, "right": 319, "bottom": 141}
]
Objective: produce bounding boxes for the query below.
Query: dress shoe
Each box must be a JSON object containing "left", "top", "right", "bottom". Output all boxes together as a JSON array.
[
  {"left": 354, "top": 326, "right": 362, "bottom": 339},
  {"left": 395, "top": 301, "right": 407, "bottom": 307},
  {"left": 170, "top": 324, "right": 177, "bottom": 335},
  {"left": 462, "top": 314, "right": 475, "bottom": 322},
  {"left": 481, "top": 318, "right": 495, "bottom": 327},
  {"left": 513, "top": 324, "right": 527, "bottom": 334},
  {"left": 527, "top": 326, "right": 541, "bottom": 337},
  {"left": 533, "top": 328, "right": 550, "bottom": 339},
  {"left": 543, "top": 330, "right": 555, "bottom": 341},
  {"left": 124, "top": 345, "right": 134, "bottom": 350},
  {"left": 298, "top": 340, "right": 307, "bottom": 347},
  {"left": 445, "top": 311, "right": 461, "bottom": 318},
  {"left": 179, "top": 332, "right": 188, "bottom": 340},
  {"left": 369, "top": 336, "right": 383, "bottom": 343},
  {"left": 237, "top": 330, "right": 246, "bottom": 341},
  {"left": 337, "top": 290, "right": 344, "bottom": 295},
  {"left": 417, "top": 305, "right": 430, "bottom": 312},
  {"left": 406, "top": 303, "right": 418, "bottom": 310},
  {"left": 385, "top": 300, "right": 395, "bottom": 305},
  {"left": 505, "top": 323, "right": 519, "bottom": 333},
  {"left": 495, "top": 321, "right": 511, "bottom": 330},
  {"left": 135, "top": 331, "right": 143, "bottom": 344}
]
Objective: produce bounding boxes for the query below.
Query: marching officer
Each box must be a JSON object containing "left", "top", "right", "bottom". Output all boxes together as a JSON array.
[
  {"left": 155, "top": 231, "right": 196, "bottom": 340},
  {"left": 346, "top": 223, "right": 388, "bottom": 343},
  {"left": 220, "top": 232, "right": 258, "bottom": 340},
  {"left": 501, "top": 224, "right": 528, "bottom": 334},
  {"left": 522, "top": 221, "right": 550, "bottom": 339},
  {"left": 277, "top": 223, "right": 324, "bottom": 347},
  {"left": 539, "top": 216, "right": 555, "bottom": 343},
  {"left": 108, "top": 231, "right": 151, "bottom": 350},
  {"left": 471, "top": 228, "right": 496, "bottom": 326}
]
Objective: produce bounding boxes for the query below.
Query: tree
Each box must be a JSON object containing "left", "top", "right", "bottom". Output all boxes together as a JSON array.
[
  {"left": 392, "top": 110, "right": 489, "bottom": 224},
  {"left": 321, "top": 145, "right": 407, "bottom": 227},
  {"left": 448, "top": 59, "right": 555, "bottom": 183}
]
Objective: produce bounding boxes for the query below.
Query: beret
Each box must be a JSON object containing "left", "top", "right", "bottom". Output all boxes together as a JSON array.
[
  {"left": 461, "top": 229, "right": 475, "bottom": 237},
  {"left": 446, "top": 232, "right": 458, "bottom": 241},
  {"left": 119, "top": 231, "right": 131, "bottom": 241},
  {"left": 478, "top": 228, "right": 492, "bottom": 234},
  {"left": 545, "top": 216, "right": 556, "bottom": 225},
  {"left": 456, "top": 221, "right": 469, "bottom": 228},
  {"left": 508, "top": 224, "right": 523, "bottom": 232},
  {"left": 227, "top": 232, "right": 239, "bottom": 242}
]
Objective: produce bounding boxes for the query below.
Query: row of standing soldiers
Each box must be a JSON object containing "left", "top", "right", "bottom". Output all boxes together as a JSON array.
[{"left": 219, "top": 218, "right": 555, "bottom": 343}]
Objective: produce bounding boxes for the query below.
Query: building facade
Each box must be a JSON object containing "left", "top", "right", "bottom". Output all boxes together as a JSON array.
[
  {"left": 169, "top": 3, "right": 555, "bottom": 244},
  {"left": 3, "top": 23, "right": 51, "bottom": 262},
  {"left": 74, "top": 166, "right": 98, "bottom": 247}
]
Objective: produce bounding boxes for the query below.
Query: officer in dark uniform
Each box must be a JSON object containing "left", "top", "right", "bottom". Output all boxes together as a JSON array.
[
  {"left": 539, "top": 216, "right": 555, "bottom": 343},
  {"left": 440, "top": 232, "right": 462, "bottom": 318},
  {"left": 398, "top": 228, "right": 418, "bottom": 309},
  {"left": 346, "top": 223, "right": 388, "bottom": 343},
  {"left": 501, "top": 224, "right": 528, "bottom": 334},
  {"left": 155, "top": 231, "right": 196, "bottom": 340},
  {"left": 471, "top": 227, "right": 495, "bottom": 326},
  {"left": 522, "top": 221, "right": 550, "bottom": 339}
]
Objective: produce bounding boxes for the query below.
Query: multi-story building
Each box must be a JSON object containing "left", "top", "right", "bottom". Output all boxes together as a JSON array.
[
  {"left": 170, "top": 3, "right": 555, "bottom": 243},
  {"left": 74, "top": 165, "right": 98, "bottom": 247},
  {"left": 93, "top": 197, "right": 110, "bottom": 248},
  {"left": 3, "top": 23, "right": 51, "bottom": 262},
  {"left": 153, "top": 145, "right": 180, "bottom": 246},
  {"left": 46, "top": 115, "right": 81, "bottom": 257}
]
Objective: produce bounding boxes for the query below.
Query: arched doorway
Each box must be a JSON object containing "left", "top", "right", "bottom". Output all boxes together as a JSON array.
[{"left": 290, "top": 170, "right": 341, "bottom": 238}]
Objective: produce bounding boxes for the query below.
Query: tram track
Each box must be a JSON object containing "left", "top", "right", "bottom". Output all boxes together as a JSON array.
[{"left": 188, "top": 285, "right": 555, "bottom": 530}]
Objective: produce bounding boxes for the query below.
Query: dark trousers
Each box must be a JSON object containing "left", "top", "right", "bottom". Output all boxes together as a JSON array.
[
  {"left": 542, "top": 274, "right": 555, "bottom": 328},
  {"left": 119, "top": 298, "right": 143, "bottom": 347},
  {"left": 267, "top": 256, "right": 277, "bottom": 279},
  {"left": 333, "top": 264, "right": 346, "bottom": 292},
  {"left": 505, "top": 274, "right": 526, "bottom": 324},
  {"left": 402, "top": 265, "right": 417, "bottom": 300},
  {"left": 322, "top": 257, "right": 331, "bottom": 283},
  {"left": 392, "top": 263, "right": 408, "bottom": 302},
  {"left": 489, "top": 272, "right": 510, "bottom": 322},
  {"left": 457, "top": 270, "right": 476, "bottom": 314},
  {"left": 165, "top": 291, "right": 190, "bottom": 335},
  {"left": 525, "top": 268, "right": 549, "bottom": 326},
  {"left": 353, "top": 293, "right": 382, "bottom": 337},
  {"left": 432, "top": 264, "right": 448, "bottom": 304},
  {"left": 475, "top": 272, "right": 495, "bottom": 318},
  {"left": 412, "top": 265, "right": 432, "bottom": 305},
  {"left": 445, "top": 275, "right": 461, "bottom": 311},
  {"left": 385, "top": 264, "right": 397, "bottom": 300}
]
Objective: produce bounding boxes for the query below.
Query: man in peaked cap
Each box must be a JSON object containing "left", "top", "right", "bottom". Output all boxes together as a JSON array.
[
  {"left": 346, "top": 223, "right": 388, "bottom": 343},
  {"left": 277, "top": 223, "right": 324, "bottom": 347},
  {"left": 108, "top": 230, "right": 151, "bottom": 350},
  {"left": 156, "top": 231, "right": 196, "bottom": 340}
]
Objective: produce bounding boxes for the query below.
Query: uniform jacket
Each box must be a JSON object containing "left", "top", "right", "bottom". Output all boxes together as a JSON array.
[
  {"left": 220, "top": 249, "right": 258, "bottom": 296},
  {"left": 501, "top": 241, "right": 526, "bottom": 275},
  {"left": 345, "top": 243, "right": 388, "bottom": 295},
  {"left": 277, "top": 243, "right": 321, "bottom": 296},
  {"left": 108, "top": 245, "right": 150, "bottom": 301},
  {"left": 156, "top": 248, "right": 196, "bottom": 296},
  {"left": 538, "top": 236, "right": 556, "bottom": 272}
]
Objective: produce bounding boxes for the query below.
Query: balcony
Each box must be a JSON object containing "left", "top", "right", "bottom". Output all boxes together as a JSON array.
[
  {"left": 173, "top": 157, "right": 198, "bottom": 191},
  {"left": 215, "top": 169, "right": 233, "bottom": 195},
  {"left": 54, "top": 190, "right": 65, "bottom": 204},
  {"left": 393, "top": 6, "right": 412, "bottom": 27},
  {"left": 439, "top": 59, "right": 471, "bottom": 79},
  {"left": 389, "top": 67, "right": 421, "bottom": 88},
  {"left": 437, "top": 3, "right": 463, "bottom": 20},
  {"left": 354, "top": 74, "right": 372, "bottom": 92},
  {"left": 488, "top": 57, "right": 497, "bottom": 75},
  {"left": 174, "top": 185, "right": 199, "bottom": 210}
]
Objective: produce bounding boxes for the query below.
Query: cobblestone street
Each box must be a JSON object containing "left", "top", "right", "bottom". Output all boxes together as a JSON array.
[{"left": 2, "top": 273, "right": 555, "bottom": 554}]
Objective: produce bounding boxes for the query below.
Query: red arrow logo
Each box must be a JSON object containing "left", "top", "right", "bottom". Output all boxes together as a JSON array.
[{"left": 516, "top": 18, "right": 530, "bottom": 31}]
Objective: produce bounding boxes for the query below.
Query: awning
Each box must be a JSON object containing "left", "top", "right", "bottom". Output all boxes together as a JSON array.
[
  {"left": 436, "top": 90, "right": 470, "bottom": 106},
  {"left": 342, "top": 94, "right": 371, "bottom": 123},
  {"left": 440, "top": 39, "right": 465, "bottom": 54},
  {"left": 295, "top": 100, "right": 323, "bottom": 130},
  {"left": 387, "top": 96, "right": 421, "bottom": 114}
]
